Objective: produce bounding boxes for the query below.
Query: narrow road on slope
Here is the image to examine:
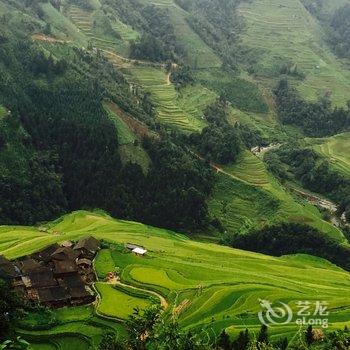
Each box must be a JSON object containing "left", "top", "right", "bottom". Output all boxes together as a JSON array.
[{"left": 189, "top": 149, "right": 251, "bottom": 185}]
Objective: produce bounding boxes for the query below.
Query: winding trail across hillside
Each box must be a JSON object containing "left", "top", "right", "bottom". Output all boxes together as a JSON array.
[{"left": 115, "top": 280, "right": 169, "bottom": 310}]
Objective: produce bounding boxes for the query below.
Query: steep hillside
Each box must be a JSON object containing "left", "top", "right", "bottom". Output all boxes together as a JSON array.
[
  {"left": 1, "top": 211, "right": 350, "bottom": 348},
  {"left": 209, "top": 151, "right": 345, "bottom": 240},
  {"left": 308, "top": 132, "right": 350, "bottom": 179},
  {"left": 239, "top": 0, "right": 350, "bottom": 106}
]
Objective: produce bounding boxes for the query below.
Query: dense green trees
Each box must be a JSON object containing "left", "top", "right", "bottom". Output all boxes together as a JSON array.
[
  {"left": 329, "top": 4, "right": 350, "bottom": 58},
  {"left": 227, "top": 223, "right": 350, "bottom": 271},
  {"left": 116, "top": 139, "right": 215, "bottom": 232},
  {"left": 0, "top": 280, "right": 24, "bottom": 341},
  {"left": 275, "top": 80, "right": 350, "bottom": 137},
  {"left": 176, "top": 0, "right": 244, "bottom": 69},
  {"left": 264, "top": 146, "right": 350, "bottom": 217},
  {"left": 189, "top": 100, "right": 242, "bottom": 164},
  {"left": 109, "top": 0, "right": 183, "bottom": 62},
  {"left": 0, "top": 38, "right": 215, "bottom": 232}
]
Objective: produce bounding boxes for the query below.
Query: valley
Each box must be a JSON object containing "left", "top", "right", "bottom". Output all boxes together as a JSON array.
[{"left": 0, "top": 0, "right": 350, "bottom": 348}]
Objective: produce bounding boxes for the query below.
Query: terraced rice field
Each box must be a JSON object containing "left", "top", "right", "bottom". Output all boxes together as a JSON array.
[
  {"left": 40, "top": 2, "right": 87, "bottom": 45},
  {"left": 125, "top": 67, "right": 207, "bottom": 132},
  {"left": 1, "top": 210, "right": 350, "bottom": 342},
  {"left": 177, "top": 85, "right": 217, "bottom": 121},
  {"left": 211, "top": 151, "right": 345, "bottom": 240},
  {"left": 238, "top": 0, "right": 350, "bottom": 106},
  {"left": 67, "top": 5, "right": 132, "bottom": 57},
  {"left": 309, "top": 132, "right": 350, "bottom": 179},
  {"left": 95, "top": 283, "right": 153, "bottom": 319},
  {"left": 19, "top": 304, "right": 124, "bottom": 350}
]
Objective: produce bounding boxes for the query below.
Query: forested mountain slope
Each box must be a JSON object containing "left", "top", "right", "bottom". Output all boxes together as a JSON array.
[{"left": 1, "top": 0, "right": 350, "bottom": 239}]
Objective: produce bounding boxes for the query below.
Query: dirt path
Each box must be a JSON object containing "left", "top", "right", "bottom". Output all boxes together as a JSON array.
[
  {"left": 291, "top": 187, "right": 349, "bottom": 227},
  {"left": 32, "top": 34, "right": 70, "bottom": 44},
  {"left": 166, "top": 72, "right": 171, "bottom": 85},
  {"left": 189, "top": 149, "right": 251, "bottom": 185},
  {"left": 101, "top": 49, "right": 165, "bottom": 68},
  {"left": 291, "top": 187, "right": 338, "bottom": 213},
  {"left": 103, "top": 100, "right": 159, "bottom": 140}
]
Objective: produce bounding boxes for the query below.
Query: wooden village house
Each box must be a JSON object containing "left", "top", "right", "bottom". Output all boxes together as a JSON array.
[{"left": 0, "top": 236, "right": 100, "bottom": 308}]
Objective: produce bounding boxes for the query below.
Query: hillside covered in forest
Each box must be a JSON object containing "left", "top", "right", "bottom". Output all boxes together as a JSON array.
[{"left": 0, "top": 0, "right": 350, "bottom": 348}]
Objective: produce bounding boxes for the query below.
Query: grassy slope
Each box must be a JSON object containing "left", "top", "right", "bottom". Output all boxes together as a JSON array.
[
  {"left": 209, "top": 151, "right": 344, "bottom": 240},
  {"left": 125, "top": 66, "right": 208, "bottom": 132},
  {"left": 307, "top": 132, "right": 350, "bottom": 179},
  {"left": 0, "top": 105, "right": 7, "bottom": 118},
  {"left": 142, "top": 0, "right": 222, "bottom": 68},
  {"left": 40, "top": 2, "right": 87, "bottom": 45},
  {"left": 1, "top": 210, "right": 350, "bottom": 339},
  {"left": 239, "top": 0, "right": 350, "bottom": 106},
  {"left": 95, "top": 283, "right": 152, "bottom": 319}
]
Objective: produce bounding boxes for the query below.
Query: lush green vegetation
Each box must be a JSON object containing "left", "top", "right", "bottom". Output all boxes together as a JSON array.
[
  {"left": 329, "top": 4, "right": 350, "bottom": 58},
  {"left": 228, "top": 223, "right": 350, "bottom": 271},
  {"left": 95, "top": 283, "right": 153, "bottom": 319},
  {"left": 275, "top": 79, "right": 350, "bottom": 137},
  {"left": 2, "top": 0, "right": 350, "bottom": 347},
  {"left": 238, "top": 0, "right": 350, "bottom": 107},
  {"left": 309, "top": 133, "right": 350, "bottom": 179},
  {"left": 0, "top": 211, "right": 349, "bottom": 345},
  {"left": 265, "top": 145, "right": 350, "bottom": 221},
  {"left": 197, "top": 69, "right": 269, "bottom": 114},
  {"left": 210, "top": 151, "right": 344, "bottom": 240}
]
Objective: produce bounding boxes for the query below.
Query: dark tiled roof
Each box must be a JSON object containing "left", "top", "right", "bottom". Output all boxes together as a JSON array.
[
  {"left": 51, "top": 247, "right": 78, "bottom": 261},
  {"left": 20, "top": 258, "right": 42, "bottom": 274},
  {"left": 28, "top": 267, "right": 57, "bottom": 288},
  {"left": 74, "top": 236, "right": 100, "bottom": 253},
  {"left": 69, "top": 285, "right": 91, "bottom": 299},
  {"left": 38, "top": 286, "right": 69, "bottom": 303},
  {"left": 59, "top": 273, "right": 85, "bottom": 288},
  {"left": 76, "top": 258, "right": 92, "bottom": 266},
  {"left": 54, "top": 260, "right": 78, "bottom": 275},
  {"left": 32, "top": 244, "right": 60, "bottom": 262},
  {"left": 0, "top": 263, "right": 21, "bottom": 278}
]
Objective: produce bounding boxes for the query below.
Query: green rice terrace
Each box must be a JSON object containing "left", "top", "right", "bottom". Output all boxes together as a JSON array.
[
  {"left": 238, "top": 0, "right": 350, "bottom": 106},
  {"left": 308, "top": 132, "right": 350, "bottom": 179},
  {"left": 124, "top": 66, "right": 212, "bottom": 132},
  {"left": 1, "top": 211, "right": 350, "bottom": 348},
  {"left": 209, "top": 151, "right": 345, "bottom": 240}
]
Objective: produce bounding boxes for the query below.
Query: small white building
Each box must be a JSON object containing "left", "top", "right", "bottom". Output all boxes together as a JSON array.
[{"left": 132, "top": 247, "right": 147, "bottom": 256}]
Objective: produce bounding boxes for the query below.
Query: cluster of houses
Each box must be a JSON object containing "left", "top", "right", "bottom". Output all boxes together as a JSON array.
[{"left": 0, "top": 236, "right": 100, "bottom": 308}]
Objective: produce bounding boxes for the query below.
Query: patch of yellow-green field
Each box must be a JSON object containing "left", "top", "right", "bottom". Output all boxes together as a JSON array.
[
  {"left": 104, "top": 102, "right": 151, "bottom": 172},
  {"left": 125, "top": 67, "right": 208, "bottom": 132},
  {"left": 177, "top": 85, "right": 217, "bottom": 121},
  {"left": 95, "top": 283, "right": 152, "bottom": 319},
  {"left": 2, "top": 210, "right": 350, "bottom": 338},
  {"left": 104, "top": 104, "right": 136, "bottom": 145},
  {"left": 308, "top": 132, "right": 350, "bottom": 179},
  {"left": 216, "top": 151, "right": 344, "bottom": 240},
  {"left": 94, "top": 249, "right": 115, "bottom": 278},
  {"left": 0, "top": 105, "right": 7, "bottom": 118},
  {"left": 239, "top": 0, "right": 350, "bottom": 106}
]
